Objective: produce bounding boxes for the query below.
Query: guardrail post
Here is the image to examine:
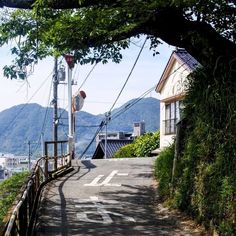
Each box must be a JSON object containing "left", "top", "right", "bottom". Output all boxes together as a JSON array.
[
  {"left": 3, "top": 140, "right": 70, "bottom": 235},
  {"left": 44, "top": 142, "right": 49, "bottom": 180}
]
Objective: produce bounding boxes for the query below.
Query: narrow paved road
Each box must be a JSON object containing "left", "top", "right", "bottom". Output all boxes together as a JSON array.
[{"left": 35, "top": 158, "right": 205, "bottom": 236}]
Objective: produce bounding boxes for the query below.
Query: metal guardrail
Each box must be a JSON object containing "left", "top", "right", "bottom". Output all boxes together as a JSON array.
[{"left": 2, "top": 141, "right": 71, "bottom": 236}]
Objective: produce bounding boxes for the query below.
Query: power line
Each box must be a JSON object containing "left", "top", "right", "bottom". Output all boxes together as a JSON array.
[
  {"left": 79, "top": 119, "right": 105, "bottom": 159},
  {"left": 77, "top": 38, "right": 148, "bottom": 159},
  {"left": 78, "top": 62, "right": 98, "bottom": 90},
  {"left": 156, "top": 56, "right": 192, "bottom": 89},
  {"left": 58, "top": 123, "right": 100, "bottom": 128},
  {"left": 110, "top": 59, "right": 192, "bottom": 122},
  {"left": 109, "top": 37, "right": 147, "bottom": 112},
  {"left": 31, "top": 77, "right": 53, "bottom": 156},
  {"left": 111, "top": 87, "right": 155, "bottom": 122},
  {"left": 57, "top": 62, "right": 98, "bottom": 122},
  {"left": 77, "top": 89, "right": 154, "bottom": 159},
  {"left": 74, "top": 47, "right": 191, "bottom": 159},
  {"left": 0, "top": 70, "right": 53, "bottom": 139}
]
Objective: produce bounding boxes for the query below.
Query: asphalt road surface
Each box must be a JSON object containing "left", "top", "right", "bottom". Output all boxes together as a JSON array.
[{"left": 35, "top": 158, "right": 204, "bottom": 236}]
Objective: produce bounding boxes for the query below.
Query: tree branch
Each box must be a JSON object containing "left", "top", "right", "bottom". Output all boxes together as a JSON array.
[
  {"left": 0, "top": 0, "right": 116, "bottom": 9},
  {"left": 142, "top": 8, "right": 236, "bottom": 65}
]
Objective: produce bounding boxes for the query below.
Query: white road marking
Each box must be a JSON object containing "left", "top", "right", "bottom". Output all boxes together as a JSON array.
[
  {"left": 84, "top": 170, "right": 128, "bottom": 187},
  {"left": 75, "top": 196, "right": 136, "bottom": 224},
  {"left": 75, "top": 198, "right": 118, "bottom": 204},
  {"left": 108, "top": 158, "right": 129, "bottom": 161},
  {"left": 90, "top": 196, "right": 99, "bottom": 201},
  {"left": 75, "top": 204, "right": 123, "bottom": 209},
  {"left": 102, "top": 170, "right": 117, "bottom": 185},
  {"left": 84, "top": 174, "right": 104, "bottom": 186},
  {"left": 117, "top": 173, "right": 128, "bottom": 176}
]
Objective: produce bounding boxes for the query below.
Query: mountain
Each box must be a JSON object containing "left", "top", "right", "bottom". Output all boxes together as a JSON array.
[{"left": 0, "top": 97, "right": 160, "bottom": 156}]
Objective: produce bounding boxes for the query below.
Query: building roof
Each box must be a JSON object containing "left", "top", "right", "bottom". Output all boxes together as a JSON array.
[
  {"left": 156, "top": 49, "right": 199, "bottom": 93},
  {"left": 92, "top": 139, "right": 133, "bottom": 159},
  {"left": 175, "top": 49, "right": 199, "bottom": 71}
]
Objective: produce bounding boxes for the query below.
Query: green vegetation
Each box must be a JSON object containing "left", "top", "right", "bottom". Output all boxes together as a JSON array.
[
  {"left": 113, "top": 131, "right": 159, "bottom": 158},
  {"left": 0, "top": 1, "right": 235, "bottom": 234},
  {"left": 113, "top": 143, "right": 136, "bottom": 158},
  {"left": 155, "top": 64, "right": 236, "bottom": 234},
  {"left": 154, "top": 144, "right": 174, "bottom": 200},
  {"left": 0, "top": 1, "right": 235, "bottom": 80},
  {"left": 0, "top": 172, "right": 29, "bottom": 229}
]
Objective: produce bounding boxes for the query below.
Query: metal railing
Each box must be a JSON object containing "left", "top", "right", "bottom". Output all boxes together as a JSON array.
[{"left": 2, "top": 140, "right": 71, "bottom": 236}]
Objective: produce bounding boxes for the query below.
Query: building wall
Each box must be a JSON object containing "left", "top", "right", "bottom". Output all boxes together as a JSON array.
[
  {"left": 133, "top": 122, "right": 145, "bottom": 137},
  {"left": 159, "top": 60, "right": 189, "bottom": 149},
  {"left": 160, "top": 61, "right": 188, "bottom": 101},
  {"left": 96, "top": 131, "right": 132, "bottom": 147}
]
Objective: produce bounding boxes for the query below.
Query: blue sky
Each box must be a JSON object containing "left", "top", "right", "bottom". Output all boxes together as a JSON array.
[{"left": 0, "top": 39, "right": 173, "bottom": 115}]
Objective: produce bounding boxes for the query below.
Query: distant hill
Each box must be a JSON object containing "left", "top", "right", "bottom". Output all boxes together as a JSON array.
[{"left": 0, "top": 97, "right": 160, "bottom": 156}]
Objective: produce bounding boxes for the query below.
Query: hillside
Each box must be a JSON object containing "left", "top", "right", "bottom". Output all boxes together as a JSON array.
[{"left": 0, "top": 97, "right": 160, "bottom": 156}]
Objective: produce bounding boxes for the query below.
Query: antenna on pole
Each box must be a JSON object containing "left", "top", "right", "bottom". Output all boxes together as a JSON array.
[{"left": 104, "top": 111, "right": 111, "bottom": 159}]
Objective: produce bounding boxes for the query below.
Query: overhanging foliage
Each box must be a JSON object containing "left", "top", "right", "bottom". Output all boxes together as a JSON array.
[{"left": 0, "top": 0, "right": 235, "bottom": 79}]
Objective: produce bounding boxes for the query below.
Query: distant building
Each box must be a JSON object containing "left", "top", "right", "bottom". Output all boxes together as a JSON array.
[
  {"left": 96, "top": 131, "right": 132, "bottom": 147},
  {"left": 156, "top": 48, "right": 199, "bottom": 149},
  {"left": 93, "top": 122, "right": 145, "bottom": 159},
  {"left": 0, "top": 153, "right": 18, "bottom": 169},
  {"left": 0, "top": 154, "right": 30, "bottom": 180},
  {"left": 92, "top": 139, "right": 133, "bottom": 159},
  {"left": 133, "top": 122, "right": 145, "bottom": 137}
]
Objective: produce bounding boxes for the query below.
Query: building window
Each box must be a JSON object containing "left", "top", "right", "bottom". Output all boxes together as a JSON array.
[{"left": 164, "top": 100, "right": 183, "bottom": 134}]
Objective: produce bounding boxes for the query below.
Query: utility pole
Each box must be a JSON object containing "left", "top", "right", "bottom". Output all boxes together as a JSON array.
[
  {"left": 27, "top": 141, "right": 31, "bottom": 171},
  {"left": 104, "top": 111, "right": 111, "bottom": 159},
  {"left": 53, "top": 57, "right": 58, "bottom": 169},
  {"left": 41, "top": 132, "right": 44, "bottom": 158},
  {"left": 65, "top": 54, "right": 74, "bottom": 163},
  {"left": 25, "top": 141, "right": 37, "bottom": 171}
]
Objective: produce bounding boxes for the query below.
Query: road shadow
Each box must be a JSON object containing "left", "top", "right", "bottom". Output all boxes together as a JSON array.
[
  {"left": 81, "top": 160, "right": 96, "bottom": 169},
  {"left": 34, "top": 159, "right": 206, "bottom": 236}
]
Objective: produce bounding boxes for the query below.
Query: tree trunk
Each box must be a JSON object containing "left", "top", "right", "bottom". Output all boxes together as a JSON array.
[{"left": 144, "top": 8, "right": 236, "bottom": 68}]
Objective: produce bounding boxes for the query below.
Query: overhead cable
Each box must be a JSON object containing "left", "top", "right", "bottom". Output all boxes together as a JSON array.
[
  {"left": 109, "top": 37, "right": 147, "bottom": 112},
  {"left": 0, "top": 70, "right": 53, "bottom": 139},
  {"left": 78, "top": 62, "right": 98, "bottom": 90},
  {"left": 31, "top": 77, "right": 53, "bottom": 156},
  {"left": 79, "top": 119, "right": 106, "bottom": 159},
  {"left": 57, "top": 62, "right": 98, "bottom": 121}
]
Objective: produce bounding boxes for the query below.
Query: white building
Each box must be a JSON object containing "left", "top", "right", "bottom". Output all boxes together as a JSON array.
[
  {"left": 96, "top": 131, "right": 132, "bottom": 147},
  {"left": 0, "top": 153, "right": 18, "bottom": 169},
  {"left": 0, "top": 154, "right": 30, "bottom": 180},
  {"left": 156, "top": 49, "right": 199, "bottom": 149},
  {"left": 133, "top": 122, "right": 145, "bottom": 137}
]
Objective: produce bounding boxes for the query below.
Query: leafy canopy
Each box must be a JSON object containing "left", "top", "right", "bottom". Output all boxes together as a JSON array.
[{"left": 0, "top": 0, "right": 235, "bottom": 79}]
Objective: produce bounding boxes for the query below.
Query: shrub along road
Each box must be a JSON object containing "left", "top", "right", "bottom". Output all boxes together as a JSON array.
[{"left": 35, "top": 157, "right": 206, "bottom": 235}]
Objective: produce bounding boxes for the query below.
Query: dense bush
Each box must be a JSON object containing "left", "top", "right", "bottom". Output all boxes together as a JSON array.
[
  {"left": 113, "top": 143, "right": 136, "bottom": 158},
  {"left": 113, "top": 131, "right": 160, "bottom": 158},
  {"left": 154, "top": 144, "right": 174, "bottom": 199},
  {"left": 133, "top": 131, "right": 160, "bottom": 157},
  {"left": 0, "top": 172, "right": 29, "bottom": 230},
  {"left": 155, "top": 61, "right": 236, "bottom": 234}
]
